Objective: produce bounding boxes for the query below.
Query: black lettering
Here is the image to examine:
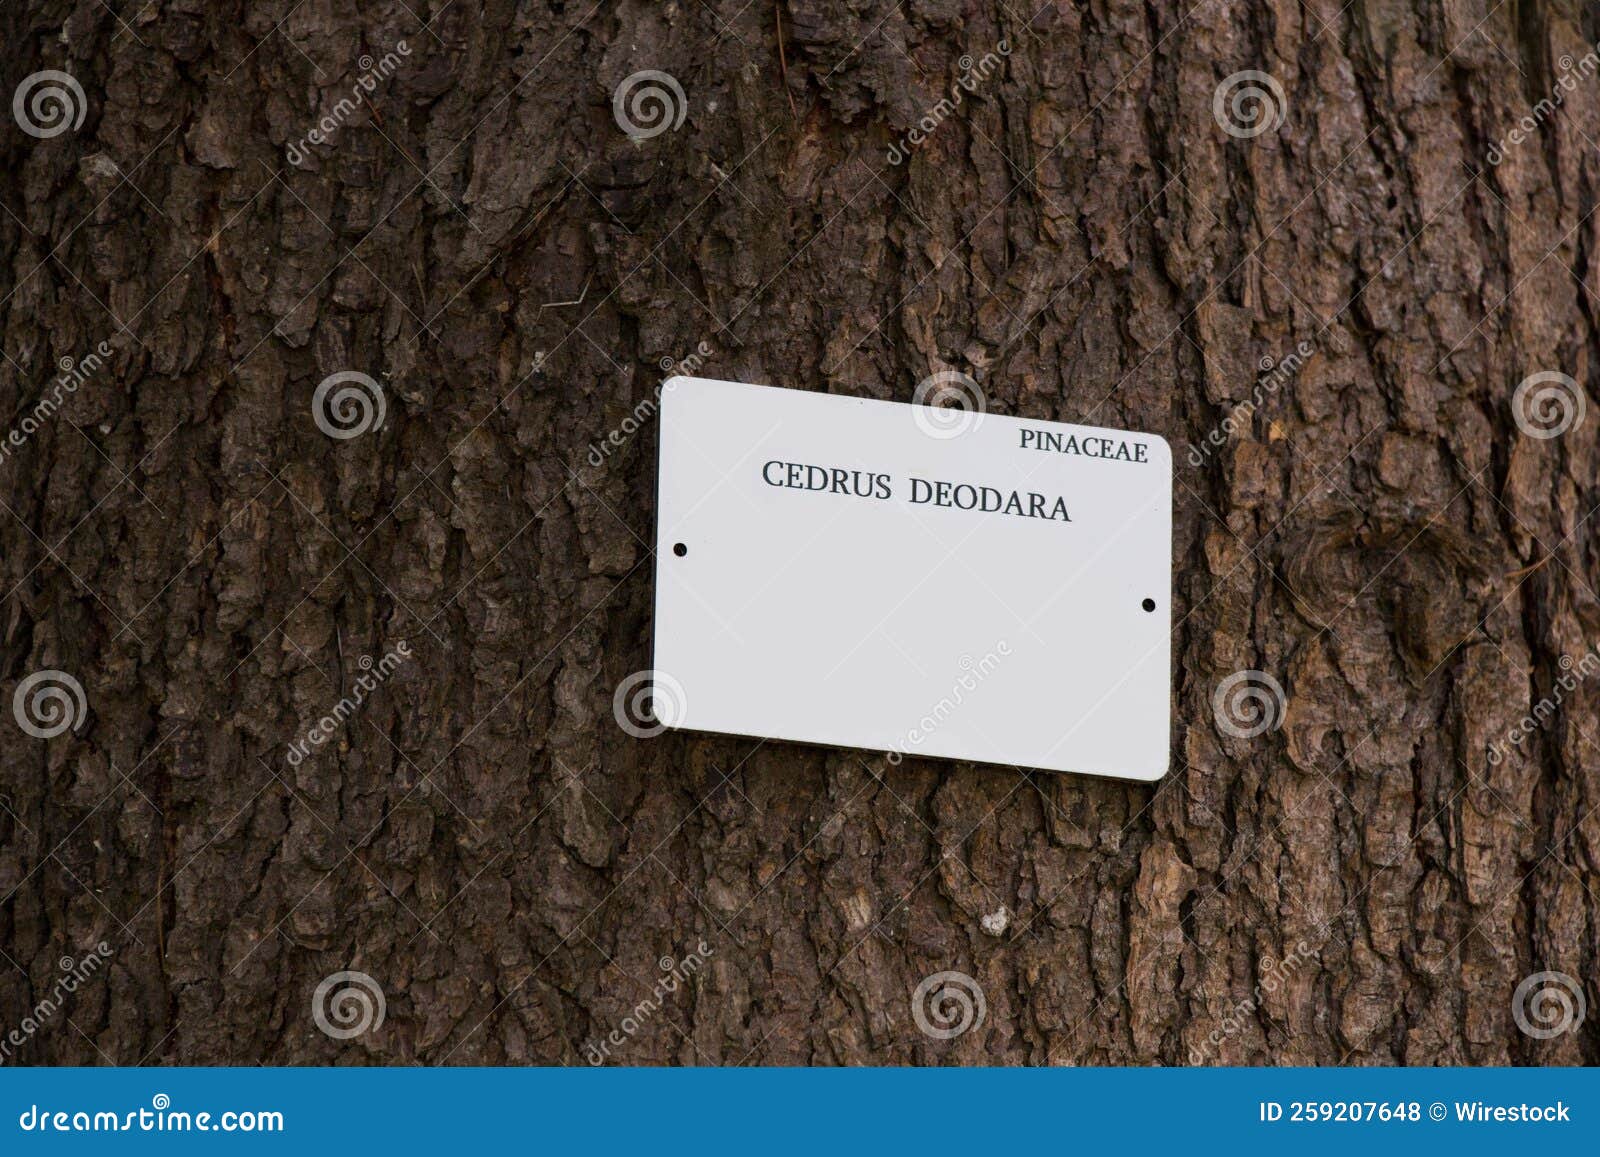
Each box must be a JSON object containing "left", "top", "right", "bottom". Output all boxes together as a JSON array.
[
  {"left": 909, "top": 478, "right": 932, "bottom": 503},
  {"left": 765, "top": 461, "right": 899, "bottom": 502},
  {"left": 1020, "top": 426, "right": 1149, "bottom": 464}
]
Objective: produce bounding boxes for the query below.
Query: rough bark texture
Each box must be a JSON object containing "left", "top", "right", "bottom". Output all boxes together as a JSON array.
[{"left": 2, "top": 0, "right": 1599, "bottom": 1066}]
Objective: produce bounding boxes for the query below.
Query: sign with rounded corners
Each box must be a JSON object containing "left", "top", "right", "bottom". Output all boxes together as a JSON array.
[{"left": 650, "top": 376, "right": 1171, "bottom": 781}]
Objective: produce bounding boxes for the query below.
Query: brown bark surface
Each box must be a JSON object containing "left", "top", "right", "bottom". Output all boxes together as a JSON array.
[{"left": 2, "top": 0, "right": 1599, "bottom": 1065}]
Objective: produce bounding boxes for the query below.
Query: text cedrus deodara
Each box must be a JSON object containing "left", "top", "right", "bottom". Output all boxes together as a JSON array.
[{"left": 759, "top": 426, "right": 1153, "bottom": 526}]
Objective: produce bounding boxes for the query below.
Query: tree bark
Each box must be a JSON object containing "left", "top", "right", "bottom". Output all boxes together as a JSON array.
[{"left": 2, "top": 0, "right": 1598, "bottom": 1065}]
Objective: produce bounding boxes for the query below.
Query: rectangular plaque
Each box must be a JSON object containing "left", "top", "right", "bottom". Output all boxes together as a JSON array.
[{"left": 650, "top": 376, "right": 1172, "bottom": 780}]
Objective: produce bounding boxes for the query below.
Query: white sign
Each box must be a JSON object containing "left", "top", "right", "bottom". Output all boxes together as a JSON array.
[{"left": 650, "top": 376, "right": 1171, "bottom": 781}]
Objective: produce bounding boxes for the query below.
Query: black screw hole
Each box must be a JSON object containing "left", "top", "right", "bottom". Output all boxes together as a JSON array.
[
  {"left": 1141, "top": 598, "right": 1156, "bottom": 612},
  {"left": 673, "top": 543, "right": 688, "bottom": 557}
]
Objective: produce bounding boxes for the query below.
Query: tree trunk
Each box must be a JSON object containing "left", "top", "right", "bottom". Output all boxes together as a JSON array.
[{"left": 2, "top": 0, "right": 1598, "bottom": 1066}]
